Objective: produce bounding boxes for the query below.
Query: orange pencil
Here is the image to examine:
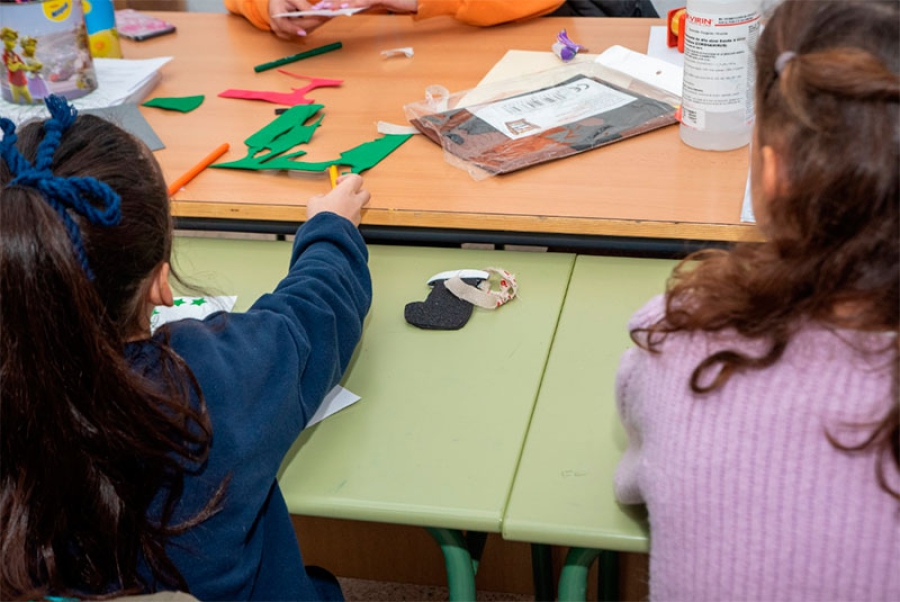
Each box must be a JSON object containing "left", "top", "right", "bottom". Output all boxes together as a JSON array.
[
  {"left": 167, "top": 143, "right": 230, "bottom": 197},
  {"left": 328, "top": 164, "right": 339, "bottom": 189}
]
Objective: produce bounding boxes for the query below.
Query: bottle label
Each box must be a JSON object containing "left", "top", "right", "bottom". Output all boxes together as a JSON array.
[{"left": 681, "top": 8, "right": 760, "bottom": 130}]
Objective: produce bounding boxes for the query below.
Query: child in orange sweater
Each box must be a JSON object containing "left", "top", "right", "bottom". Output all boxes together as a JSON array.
[{"left": 225, "top": 0, "right": 563, "bottom": 40}]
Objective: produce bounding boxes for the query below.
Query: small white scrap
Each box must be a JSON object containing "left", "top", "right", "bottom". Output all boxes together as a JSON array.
[
  {"left": 376, "top": 121, "right": 420, "bottom": 135},
  {"left": 424, "top": 84, "right": 450, "bottom": 112},
  {"left": 427, "top": 269, "right": 490, "bottom": 286},
  {"left": 740, "top": 172, "right": 756, "bottom": 223},
  {"left": 306, "top": 385, "right": 361, "bottom": 428},
  {"left": 381, "top": 46, "right": 414, "bottom": 59}
]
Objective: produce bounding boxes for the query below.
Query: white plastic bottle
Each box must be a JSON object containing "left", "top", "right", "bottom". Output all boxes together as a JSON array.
[{"left": 679, "top": 0, "right": 761, "bottom": 150}]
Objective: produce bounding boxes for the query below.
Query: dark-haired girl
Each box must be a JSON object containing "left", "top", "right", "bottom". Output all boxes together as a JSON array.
[
  {"left": 615, "top": 1, "right": 899, "bottom": 599},
  {"left": 1, "top": 97, "right": 371, "bottom": 600}
]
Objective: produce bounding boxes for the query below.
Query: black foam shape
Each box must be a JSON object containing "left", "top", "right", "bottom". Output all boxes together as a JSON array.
[{"left": 404, "top": 278, "right": 481, "bottom": 330}]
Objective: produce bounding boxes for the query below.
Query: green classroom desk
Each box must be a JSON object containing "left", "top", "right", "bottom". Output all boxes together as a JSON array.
[
  {"left": 501, "top": 256, "right": 677, "bottom": 601},
  {"left": 170, "top": 235, "right": 575, "bottom": 600}
]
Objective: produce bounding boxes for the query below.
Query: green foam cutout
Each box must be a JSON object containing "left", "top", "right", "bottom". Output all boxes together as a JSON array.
[
  {"left": 212, "top": 104, "right": 412, "bottom": 174},
  {"left": 143, "top": 95, "right": 205, "bottom": 113}
]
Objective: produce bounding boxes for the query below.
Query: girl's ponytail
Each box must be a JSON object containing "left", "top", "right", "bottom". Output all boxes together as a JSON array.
[{"left": 775, "top": 47, "right": 900, "bottom": 131}]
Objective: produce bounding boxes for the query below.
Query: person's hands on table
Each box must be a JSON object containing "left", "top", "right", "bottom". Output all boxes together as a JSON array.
[
  {"left": 268, "top": 0, "right": 330, "bottom": 39},
  {"left": 338, "top": 0, "right": 418, "bottom": 14},
  {"left": 268, "top": 1, "right": 419, "bottom": 39}
]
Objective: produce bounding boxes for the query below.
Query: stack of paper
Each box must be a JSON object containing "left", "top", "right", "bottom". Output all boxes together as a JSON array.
[{"left": 1, "top": 56, "right": 171, "bottom": 126}]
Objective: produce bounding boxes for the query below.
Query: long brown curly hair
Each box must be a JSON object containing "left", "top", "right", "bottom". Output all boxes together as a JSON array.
[{"left": 635, "top": 0, "right": 899, "bottom": 496}]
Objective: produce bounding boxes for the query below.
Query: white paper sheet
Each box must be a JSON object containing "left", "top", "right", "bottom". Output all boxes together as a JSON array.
[
  {"left": 471, "top": 48, "right": 681, "bottom": 104},
  {"left": 647, "top": 26, "right": 686, "bottom": 67},
  {"left": 306, "top": 385, "right": 361, "bottom": 427},
  {"left": 273, "top": 8, "right": 366, "bottom": 17},
  {"left": 594, "top": 45, "right": 683, "bottom": 98},
  {"left": 476, "top": 50, "right": 598, "bottom": 88},
  {"left": 454, "top": 50, "right": 597, "bottom": 107},
  {"left": 150, "top": 295, "right": 237, "bottom": 333}
]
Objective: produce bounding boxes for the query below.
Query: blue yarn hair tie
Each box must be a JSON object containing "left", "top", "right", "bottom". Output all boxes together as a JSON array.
[{"left": 0, "top": 95, "right": 122, "bottom": 280}]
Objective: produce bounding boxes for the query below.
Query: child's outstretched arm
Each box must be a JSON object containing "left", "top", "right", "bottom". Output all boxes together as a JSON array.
[
  {"left": 242, "top": 173, "right": 372, "bottom": 423},
  {"left": 151, "top": 179, "right": 372, "bottom": 599}
]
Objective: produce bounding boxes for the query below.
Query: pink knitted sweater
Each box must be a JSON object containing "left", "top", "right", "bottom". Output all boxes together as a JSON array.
[{"left": 615, "top": 295, "right": 899, "bottom": 601}]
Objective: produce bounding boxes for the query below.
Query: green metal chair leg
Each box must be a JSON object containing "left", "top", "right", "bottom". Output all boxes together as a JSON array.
[
  {"left": 531, "top": 543, "right": 555, "bottom": 601},
  {"left": 426, "top": 527, "right": 477, "bottom": 602},
  {"left": 558, "top": 547, "right": 601, "bottom": 602},
  {"left": 465, "top": 530, "right": 489, "bottom": 575},
  {"left": 598, "top": 550, "right": 620, "bottom": 602}
]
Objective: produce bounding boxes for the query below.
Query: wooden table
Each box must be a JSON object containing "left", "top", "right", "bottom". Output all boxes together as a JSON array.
[
  {"left": 124, "top": 13, "right": 758, "bottom": 250},
  {"left": 170, "top": 235, "right": 575, "bottom": 600},
  {"left": 502, "top": 255, "right": 675, "bottom": 600}
]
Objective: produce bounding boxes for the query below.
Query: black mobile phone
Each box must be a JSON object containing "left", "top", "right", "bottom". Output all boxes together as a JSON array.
[{"left": 116, "top": 9, "right": 177, "bottom": 41}]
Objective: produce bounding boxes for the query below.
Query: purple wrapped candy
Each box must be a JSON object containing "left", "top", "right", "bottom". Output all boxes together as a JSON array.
[{"left": 552, "top": 29, "right": 586, "bottom": 62}]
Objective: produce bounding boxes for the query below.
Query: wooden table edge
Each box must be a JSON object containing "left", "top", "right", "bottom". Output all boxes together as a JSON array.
[{"left": 172, "top": 201, "right": 763, "bottom": 243}]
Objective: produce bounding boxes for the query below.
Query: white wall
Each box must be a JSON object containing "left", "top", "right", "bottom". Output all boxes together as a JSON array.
[{"left": 185, "top": 0, "right": 227, "bottom": 12}]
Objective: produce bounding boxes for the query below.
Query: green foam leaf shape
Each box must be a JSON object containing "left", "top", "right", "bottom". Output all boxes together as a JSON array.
[{"left": 142, "top": 95, "right": 205, "bottom": 113}]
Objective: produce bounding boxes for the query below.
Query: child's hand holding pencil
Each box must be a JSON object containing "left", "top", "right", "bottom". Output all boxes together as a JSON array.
[{"left": 308, "top": 173, "right": 369, "bottom": 227}]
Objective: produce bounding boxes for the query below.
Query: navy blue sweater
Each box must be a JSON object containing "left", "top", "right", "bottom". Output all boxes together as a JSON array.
[{"left": 127, "top": 213, "right": 371, "bottom": 601}]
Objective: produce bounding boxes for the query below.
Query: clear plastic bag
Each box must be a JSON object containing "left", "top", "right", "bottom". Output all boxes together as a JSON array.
[{"left": 403, "top": 62, "right": 680, "bottom": 180}]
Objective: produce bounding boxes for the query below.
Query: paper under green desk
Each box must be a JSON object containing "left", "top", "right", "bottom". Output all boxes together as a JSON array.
[
  {"left": 170, "top": 236, "right": 575, "bottom": 600},
  {"left": 501, "top": 256, "right": 676, "bottom": 601}
]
